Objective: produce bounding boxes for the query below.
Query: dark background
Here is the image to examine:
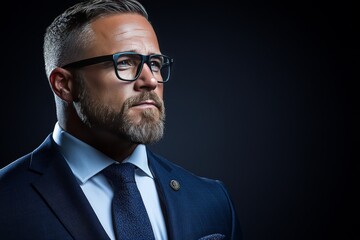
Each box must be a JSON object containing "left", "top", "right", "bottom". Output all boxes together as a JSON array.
[{"left": 1, "top": 1, "right": 358, "bottom": 240}]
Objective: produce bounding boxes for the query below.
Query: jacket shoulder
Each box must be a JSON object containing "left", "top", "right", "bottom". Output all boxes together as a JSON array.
[
  {"left": 0, "top": 134, "right": 54, "bottom": 183},
  {"left": 0, "top": 153, "right": 32, "bottom": 184}
]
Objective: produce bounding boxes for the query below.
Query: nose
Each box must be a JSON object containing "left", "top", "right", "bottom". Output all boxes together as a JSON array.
[{"left": 134, "top": 63, "right": 158, "bottom": 91}]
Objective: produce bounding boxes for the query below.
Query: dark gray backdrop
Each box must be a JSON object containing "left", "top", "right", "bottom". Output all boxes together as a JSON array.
[{"left": 1, "top": 1, "right": 358, "bottom": 240}]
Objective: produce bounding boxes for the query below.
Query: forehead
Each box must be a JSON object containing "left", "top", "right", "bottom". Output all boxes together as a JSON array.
[{"left": 88, "top": 13, "right": 160, "bottom": 55}]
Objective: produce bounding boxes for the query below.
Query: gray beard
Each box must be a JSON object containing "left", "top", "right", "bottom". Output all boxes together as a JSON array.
[{"left": 74, "top": 84, "right": 165, "bottom": 144}]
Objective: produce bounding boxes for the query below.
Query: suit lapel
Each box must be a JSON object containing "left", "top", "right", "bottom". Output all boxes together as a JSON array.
[
  {"left": 29, "top": 136, "right": 109, "bottom": 240},
  {"left": 147, "top": 149, "right": 185, "bottom": 240}
]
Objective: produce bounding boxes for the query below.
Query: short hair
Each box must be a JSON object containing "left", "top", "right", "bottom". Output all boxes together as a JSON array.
[{"left": 43, "top": 0, "right": 148, "bottom": 79}]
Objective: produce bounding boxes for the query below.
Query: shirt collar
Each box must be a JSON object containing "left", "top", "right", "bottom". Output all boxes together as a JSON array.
[{"left": 52, "top": 122, "right": 153, "bottom": 184}]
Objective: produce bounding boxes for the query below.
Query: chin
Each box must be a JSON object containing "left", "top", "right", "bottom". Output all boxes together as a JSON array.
[{"left": 130, "top": 108, "right": 160, "bottom": 122}]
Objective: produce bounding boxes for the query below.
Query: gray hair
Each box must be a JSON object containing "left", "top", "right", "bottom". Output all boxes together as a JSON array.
[{"left": 43, "top": 0, "right": 148, "bottom": 79}]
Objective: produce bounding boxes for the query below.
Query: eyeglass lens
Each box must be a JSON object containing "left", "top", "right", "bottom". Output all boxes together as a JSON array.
[{"left": 115, "top": 53, "right": 170, "bottom": 82}]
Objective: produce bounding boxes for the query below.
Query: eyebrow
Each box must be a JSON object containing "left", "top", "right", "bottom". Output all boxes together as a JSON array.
[{"left": 122, "top": 49, "right": 161, "bottom": 56}]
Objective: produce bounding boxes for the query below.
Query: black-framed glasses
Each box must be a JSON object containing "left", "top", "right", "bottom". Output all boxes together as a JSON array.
[{"left": 62, "top": 52, "right": 174, "bottom": 83}]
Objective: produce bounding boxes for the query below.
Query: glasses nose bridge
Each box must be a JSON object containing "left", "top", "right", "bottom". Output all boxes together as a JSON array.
[{"left": 142, "top": 55, "right": 152, "bottom": 70}]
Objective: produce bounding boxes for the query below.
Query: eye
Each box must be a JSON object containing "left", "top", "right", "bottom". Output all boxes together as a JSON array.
[
  {"left": 116, "top": 55, "right": 138, "bottom": 70},
  {"left": 150, "top": 57, "right": 163, "bottom": 72}
]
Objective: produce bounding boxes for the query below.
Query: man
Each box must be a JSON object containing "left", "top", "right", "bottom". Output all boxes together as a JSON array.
[{"left": 0, "top": 0, "right": 241, "bottom": 239}]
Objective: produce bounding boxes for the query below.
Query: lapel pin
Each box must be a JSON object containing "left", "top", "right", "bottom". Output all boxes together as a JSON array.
[{"left": 170, "top": 180, "right": 180, "bottom": 191}]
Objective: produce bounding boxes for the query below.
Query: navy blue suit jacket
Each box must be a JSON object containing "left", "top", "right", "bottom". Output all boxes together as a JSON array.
[{"left": 0, "top": 135, "right": 241, "bottom": 239}]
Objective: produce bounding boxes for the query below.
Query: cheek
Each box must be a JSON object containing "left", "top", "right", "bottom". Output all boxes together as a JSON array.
[
  {"left": 95, "top": 80, "right": 133, "bottom": 106},
  {"left": 83, "top": 69, "right": 131, "bottom": 104},
  {"left": 88, "top": 86, "right": 123, "bottom": 105},
  {"left": 103, "top": 86, "right": 131, "bottom": 108}
]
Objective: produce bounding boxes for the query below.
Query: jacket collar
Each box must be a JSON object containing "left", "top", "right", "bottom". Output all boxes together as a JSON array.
[
  {"left": 147, "top": 149, "right": 184, "bottom": 240},
  {"left": 29, "top": 135, "right": 110, "bottom": 240}
]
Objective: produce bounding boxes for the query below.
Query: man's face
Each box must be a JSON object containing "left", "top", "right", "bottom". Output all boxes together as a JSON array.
[{"left": 72, "top": 14, "right": 165, "bottom": 144}]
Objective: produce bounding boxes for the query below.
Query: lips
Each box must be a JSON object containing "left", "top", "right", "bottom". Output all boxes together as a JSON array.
[
  {"left": 125, "top": 92, "right": 163, "bottom": 112},
  {"left": 131, "top": 99, "right": 160, "bottom": 109}
]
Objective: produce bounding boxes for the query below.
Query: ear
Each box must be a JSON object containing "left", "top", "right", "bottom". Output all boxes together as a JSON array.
[{"left": 49, "top": 67, "right": 76, "bottom": 103}]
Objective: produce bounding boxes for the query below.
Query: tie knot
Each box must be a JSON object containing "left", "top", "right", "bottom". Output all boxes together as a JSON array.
[{"left": 102, "top": 162, "right": 136, "bottom": 186}]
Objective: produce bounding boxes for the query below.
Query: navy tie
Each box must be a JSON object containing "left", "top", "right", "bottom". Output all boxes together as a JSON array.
[{"left": 102, "top": 162, "right": 155, "bottom": 240}]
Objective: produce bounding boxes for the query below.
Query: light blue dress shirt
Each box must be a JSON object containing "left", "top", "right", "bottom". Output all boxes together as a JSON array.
[{"left": 52, "top": 123, "right": 167, "bottom": 240}]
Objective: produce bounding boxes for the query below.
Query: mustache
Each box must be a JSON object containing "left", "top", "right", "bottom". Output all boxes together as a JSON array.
[{"left": 123, "top": 92, "right": 164, "bottom": 111}]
